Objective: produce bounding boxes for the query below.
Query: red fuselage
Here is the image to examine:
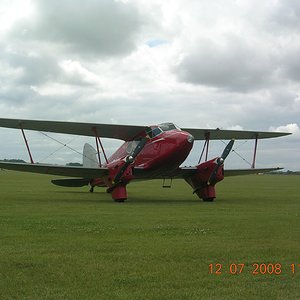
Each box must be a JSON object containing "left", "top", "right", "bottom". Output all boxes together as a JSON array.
[
  {"left": 91, "top": 123, "right": 194, "bottom": 201},
  {"left": 106, "top": 126, "right": 194, "bottom": 176}
]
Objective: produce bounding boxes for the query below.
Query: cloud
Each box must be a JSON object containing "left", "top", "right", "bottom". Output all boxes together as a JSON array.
[
  {"left": 8, "top": 0, "right": 142, "bottom": 58},
  {"left": 280, "top": 45, "right": 300, "bottom": 82},
  {"left": 175, "top": 36, "right": 274, "bottom": 91},
  {"left": 59, "top": 60, "right": 102, "bottom": 86},
  {"left": 6, "top": 52, "right": 62, "bottom": 85},
  {"left": 270, "top": 0, "right": 300, "bottom": 31},
  {"left": 269, "top": 123, "right": 300, "bottom": 140},
  {"left": 171, "top": 0, "right": 300, "bottom": 93}
]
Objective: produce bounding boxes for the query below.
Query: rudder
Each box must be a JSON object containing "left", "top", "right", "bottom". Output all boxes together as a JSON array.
[{"left": 83, "top": 143, "right": 98, "bottom": 168}]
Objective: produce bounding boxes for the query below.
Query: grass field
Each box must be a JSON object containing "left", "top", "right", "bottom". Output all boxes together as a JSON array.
[{"left": 0, "top": 170, "right": 299, "bottom": 299}]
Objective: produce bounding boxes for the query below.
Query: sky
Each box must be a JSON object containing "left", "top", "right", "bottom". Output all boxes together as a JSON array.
[{"left": 0, "top": 0, "right": 299, "bottom": 170}]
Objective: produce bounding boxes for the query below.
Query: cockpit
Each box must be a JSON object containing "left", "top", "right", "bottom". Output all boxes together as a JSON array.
[
  {"left": 159, "top": 123, "right": 181, "bottom": 132},
  {"left": 146, "top": 123, "right": 181, "bottom": 139}
]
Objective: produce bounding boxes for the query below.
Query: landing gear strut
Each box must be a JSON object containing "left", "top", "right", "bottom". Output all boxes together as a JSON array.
[{"left": 107, "top": 184, "right": 128, "bottom": 202}]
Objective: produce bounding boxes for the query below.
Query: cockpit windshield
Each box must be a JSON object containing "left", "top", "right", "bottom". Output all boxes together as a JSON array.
[
  {"left": 159, "top": 123, "right": 181, "bottom": 132},
  {"left": 145, "top": 123, "right": 180, "bottom": 139}
]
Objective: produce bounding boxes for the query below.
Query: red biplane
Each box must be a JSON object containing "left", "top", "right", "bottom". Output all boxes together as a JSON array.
[{"left": 0, "top": 118, "right": 290, "bottom": 202}]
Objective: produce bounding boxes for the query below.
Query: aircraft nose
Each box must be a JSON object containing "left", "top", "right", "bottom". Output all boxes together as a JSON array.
[
  {"left": 187, "top": 134, "right": 194, "bottom": 144},
  {"left": 177, "top": 131, "right": 194, "bottom": 150}
]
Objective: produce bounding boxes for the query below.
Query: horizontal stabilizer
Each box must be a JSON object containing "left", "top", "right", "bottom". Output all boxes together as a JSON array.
[{"left": 51, "top": 178, "right": 90, "bottom": 187}]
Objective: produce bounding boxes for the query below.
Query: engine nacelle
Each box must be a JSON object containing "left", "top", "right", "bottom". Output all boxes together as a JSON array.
[
  {"left": 105, "top": 159, "right": 134, "bottom": 201},
  {"left": 107, "top": 159, "right": 134, "bottom": 184},
  {"left": 185, "top": 158, "right": 224, "bottom": 201}
]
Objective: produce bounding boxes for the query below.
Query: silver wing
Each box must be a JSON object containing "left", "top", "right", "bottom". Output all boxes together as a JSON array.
[
  {"left": 133, "top": 166, "right": 283, "bottom": 179},
  {"left": 0, "top": 118, "right": 291, "bottom": 141},
  {"left": 0, "top": 162, "right": 108, "bottom": 178}
]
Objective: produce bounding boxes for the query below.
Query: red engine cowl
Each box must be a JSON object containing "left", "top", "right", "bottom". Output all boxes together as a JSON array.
[
  {"left": 106, "top": 159, "right": 134, "bottom": 185},
  {"left": 105, "top": 159, "right": 134, "bottom": 201},
  {"left": 185, "top": 158, "right": 224, "bottom": 201}
]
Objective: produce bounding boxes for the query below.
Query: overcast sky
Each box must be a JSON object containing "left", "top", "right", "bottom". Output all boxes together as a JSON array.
[{"left": 0, "top": 0, "right": 299, "bottom": 170}]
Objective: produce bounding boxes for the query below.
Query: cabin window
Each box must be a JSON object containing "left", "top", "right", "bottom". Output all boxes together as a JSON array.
[
  {"left": 152, "top": 127, "right": 163, "bottom": 137},
  {"left": 146, "top": 127, "right": 163, "bottom": 139}
]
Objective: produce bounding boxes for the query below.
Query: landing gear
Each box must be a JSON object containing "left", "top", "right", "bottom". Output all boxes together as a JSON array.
[
  {"left": 89, "top": 186, "right": 94, "bottom": 193},
  {"left": 203, "top": 197, "right": 215, "bottom": 202},
  {"left": 107, "top": 184, "right": 128, "bottom": 202},
  {"left": 114, "top": 199, "right": 126, "bottom": 203}
]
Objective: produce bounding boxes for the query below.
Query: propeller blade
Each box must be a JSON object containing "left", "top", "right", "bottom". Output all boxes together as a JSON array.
[
  {"left": 207, "top": 162, "right": 221, "bottom": 186},
  {"left": 131, "top": 137, "right": 148, "bottom": 158},
  {"left": 208, "top": 139, "right": 235, "bottom": 185},
  {"left": 113, "top": 137, "right": 148, "bottom": 184},
  {"left": 221, "top": 139, "right": 235, "bottom": 160},
  {"left": 113, "top": 157, "right": 131, "bottom": 184}
]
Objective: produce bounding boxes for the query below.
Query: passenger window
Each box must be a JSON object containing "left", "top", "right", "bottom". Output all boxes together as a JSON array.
[
  {"left": 152, "top": 127, "right": 162, "bottom": 137},
  {"left": 145, "top": 127, "right": 163, "bottom": 139}
]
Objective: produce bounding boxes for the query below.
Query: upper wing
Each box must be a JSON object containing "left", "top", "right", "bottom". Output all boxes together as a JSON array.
[
  {"left": 0, "top": 118, "right": 290, "bottom": 141},
  {"left": 0, "top": 118, "right": 146, "bottom": 141},
  {"left": 0, "top": 162, "right": 108, "bottom": 178},
  {"left": 180, "top": 127, "right": 291, "bottom": 140}
]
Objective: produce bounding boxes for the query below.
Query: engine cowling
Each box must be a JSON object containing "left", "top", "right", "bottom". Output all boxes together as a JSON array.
[{"left": 185, "top": 158, "right": 224, "bottom": 201}]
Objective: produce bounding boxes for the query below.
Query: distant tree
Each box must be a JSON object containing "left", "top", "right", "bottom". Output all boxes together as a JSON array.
[
  {"left": 66, "top": 162, "right": 83, "bottom": 166},
  {"left": 1, "top": 159, "right": 26, "bottom": 163}
]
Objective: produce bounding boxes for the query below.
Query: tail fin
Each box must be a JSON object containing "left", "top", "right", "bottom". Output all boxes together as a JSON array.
[{"left": 83, "top": 143, "right": 98, "bottom": 168}]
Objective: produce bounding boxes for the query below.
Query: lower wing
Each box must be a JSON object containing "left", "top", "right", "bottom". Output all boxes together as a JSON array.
[
  {"left": 133, "top": 167, "right": 283, "bottom": 180},
  {"left": 224, "top": 168, "right": 283, "bottom": 176},
  {"left": 0, "top": 161, "right": 282, "bottom": 182},
  {"left": 0, "top": 162, "right": 108, "bottom": 178}
]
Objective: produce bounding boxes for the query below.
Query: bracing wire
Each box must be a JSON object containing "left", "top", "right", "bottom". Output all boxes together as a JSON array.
[
  {"left": 231, "top": 149, "right": 252, "bottom": 167},
  {"left": 219, "top": 139, "right": 252, "bottom": 167},
  {"left": 39, "top": 143, "right": 71, "bottom": 163},
  {"left": 38, "top": 131, "right": 99, "bottom": 165}
]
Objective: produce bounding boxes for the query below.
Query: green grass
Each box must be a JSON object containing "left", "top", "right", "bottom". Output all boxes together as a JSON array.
[{"left": 0, "top": 171, "right": 300, "bottom": 299}]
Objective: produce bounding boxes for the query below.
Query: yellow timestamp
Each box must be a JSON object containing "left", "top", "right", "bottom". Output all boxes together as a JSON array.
[{"left": 209, "top": 263, "right": 300, "bottom": 275}]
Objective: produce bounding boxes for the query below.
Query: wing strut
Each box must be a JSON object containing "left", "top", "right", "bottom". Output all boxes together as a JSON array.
[
  {"left": 198, "top": 132, "right": 210, "bottom": 163},
  {"left": 93, "top": 127, "right": 109, "bottom": 166},
  {"left": 251, "top": 134, "right": 259, "bottom": 169},
  {"left": 94, "top": 135, "right": 101, "bottom": 166},
  {"left": 20, "top": 127, "right": 34, "bottom": 164}
]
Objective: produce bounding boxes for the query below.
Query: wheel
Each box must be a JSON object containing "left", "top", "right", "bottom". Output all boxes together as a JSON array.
[
  {"left": 89, "top": 186, "right": 94, "bottom": 193},
  {"left": 203, "top": 197, "right": 215, "bottom": 202},
  {"left": 114, "top": 199, "right": 126, "bottom": 203}
]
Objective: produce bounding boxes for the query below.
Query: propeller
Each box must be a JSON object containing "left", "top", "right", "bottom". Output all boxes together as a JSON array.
[
  {"left": 208, "top": 139, "right": 235, "bottom": 185},
  {"left": 113, "top": 137, "right": 148, "bottom": 184}
]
